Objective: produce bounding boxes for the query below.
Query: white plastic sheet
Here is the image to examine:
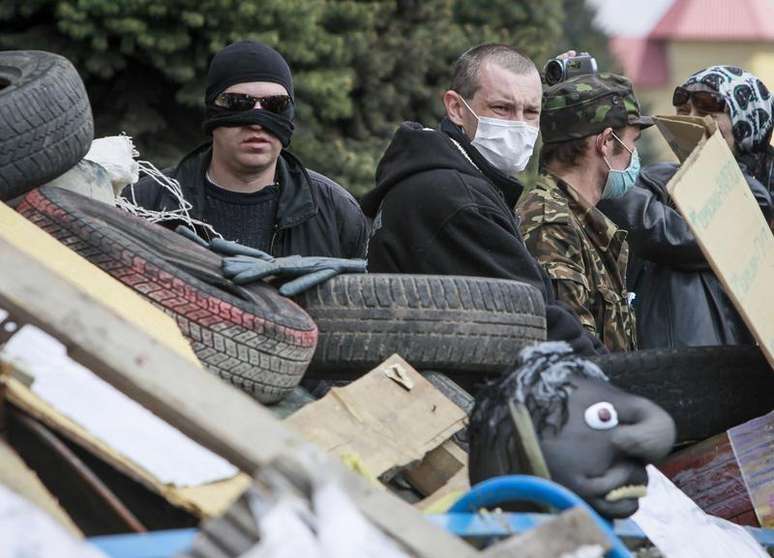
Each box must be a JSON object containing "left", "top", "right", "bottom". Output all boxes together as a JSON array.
[
  {"left": 44, "top": 159, "right": 116, "bottom": 205},
  {"left": 84, "top": 135, "right": 140, "bottom": 194},
  {"left": 0, "top": 485, "right": 106, "bottom": 558},
  {"left": 632, "top": 465, "right": 768, "bottom": 558}
]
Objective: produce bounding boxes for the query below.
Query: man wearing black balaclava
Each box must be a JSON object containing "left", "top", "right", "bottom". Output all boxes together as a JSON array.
[{"left": 123, "top": 41, "right": 368, "bottom": 258}]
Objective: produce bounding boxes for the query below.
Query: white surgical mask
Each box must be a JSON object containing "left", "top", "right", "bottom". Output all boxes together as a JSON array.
[{"left": 460, "top": 97, "right": 539, "bottom": 176}]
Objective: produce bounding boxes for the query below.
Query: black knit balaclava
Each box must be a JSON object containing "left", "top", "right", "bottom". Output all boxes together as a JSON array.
[{"left": 203, "top": 41, "right": 295, "bottom": 147}]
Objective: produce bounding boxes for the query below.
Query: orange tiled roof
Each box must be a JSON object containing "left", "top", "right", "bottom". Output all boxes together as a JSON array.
[{"left": 649, "top": 0, "right": 774, "bottom": 41}]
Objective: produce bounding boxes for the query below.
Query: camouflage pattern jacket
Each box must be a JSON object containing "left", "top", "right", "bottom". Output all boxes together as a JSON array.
[{"left": 517, "top": 174, "right": 637, "bottom": 352}]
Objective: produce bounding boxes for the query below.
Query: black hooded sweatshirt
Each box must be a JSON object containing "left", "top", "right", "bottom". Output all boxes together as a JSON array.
[{"left": 361, "top": 118, "right": 604, "bottom": 357}]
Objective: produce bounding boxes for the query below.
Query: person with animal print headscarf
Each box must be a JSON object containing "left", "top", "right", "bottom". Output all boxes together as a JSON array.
[
  {"left": 677, "top": 65, "right": 773, "bottom": 201},
  {"left": 597, "top": 65, "right": 773, "bottom": 349}
]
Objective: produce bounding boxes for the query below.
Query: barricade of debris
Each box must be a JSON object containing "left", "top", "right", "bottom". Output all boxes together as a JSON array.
[{"left": 1, "top": 49, "right": 772, "bottom": 558}]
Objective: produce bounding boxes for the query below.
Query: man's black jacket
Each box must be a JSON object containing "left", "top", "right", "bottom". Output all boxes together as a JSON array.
[
  {"left": 598, "top": 162, "right": 772, "bottom": 348},
  {"left": 121, "top": 144, "right": 368, "bottom": 259},
  {"left": 361, "top": 118, "right": 604, "bottom": 357}
]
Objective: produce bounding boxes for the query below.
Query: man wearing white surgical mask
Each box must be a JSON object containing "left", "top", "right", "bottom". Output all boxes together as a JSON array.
[
  {"left": 447, "top": 59, "right": 541, "bottom": 175},
  {"left": 361, "top": 44, "right": 605, "bottom": 357},
  {"left": 517, "top": 73, "right": 652, "bottom": 352}
]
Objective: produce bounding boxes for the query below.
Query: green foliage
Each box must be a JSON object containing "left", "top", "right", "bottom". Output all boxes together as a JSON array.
[{"left": 1, "top": 0, "right": 611, "bottom": 196}]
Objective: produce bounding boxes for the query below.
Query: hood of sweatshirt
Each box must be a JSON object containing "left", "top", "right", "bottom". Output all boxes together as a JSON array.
[{"left": 361, "top": 117, "right": 524, "bottom": 217}]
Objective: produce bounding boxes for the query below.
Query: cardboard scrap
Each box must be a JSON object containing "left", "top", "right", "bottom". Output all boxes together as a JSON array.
[
  {"left": 728, "top": 410, "right": 774, "bottom": 528},
  {"left": 287, "top": 354, "right": 467, "bottom": 479},
  {"left": 416, "top": 467, "right": 470, "bottom": 513},
  {"left": 655, "top": 116, "right": 774, "bottom": 367},
  {"left": 405, "top": 439, "right": 467, "bottom": 497},
  {"left": 654, "top": 115, "right": 715, "bottom": 163}
]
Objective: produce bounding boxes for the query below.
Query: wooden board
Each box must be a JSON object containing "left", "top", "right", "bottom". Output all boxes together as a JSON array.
[
  {"left": 286, "top": 354, "right": 467, "bottom": 480},
  {"left": 0, "top": 201, "right": 198, "bottom": 364},
  {"left": 481, "top": 507, "right": 610, "bottom": 558},
  {"left": 0, "top": 238, "right": 475, "bottom": 557},
  {"left": 660, "top": 433, "right": 758, "bottom": 526}
]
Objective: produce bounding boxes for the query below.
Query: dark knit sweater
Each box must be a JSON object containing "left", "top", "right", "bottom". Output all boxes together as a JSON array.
[{"left": 203, "top": 177, "right": 279, "bottom": 252}]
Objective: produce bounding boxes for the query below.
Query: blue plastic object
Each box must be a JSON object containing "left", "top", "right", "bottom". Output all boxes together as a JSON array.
[
  {"left": 87, "top": 528, "right": 197, "bottom": 558},
  {"left": 449, "top": 475, "right": 632, "bottom": 558}
]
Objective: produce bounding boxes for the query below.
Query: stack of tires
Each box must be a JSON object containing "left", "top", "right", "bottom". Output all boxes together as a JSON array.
[{"left": 2, "top": 50, "right": 551, "bottom": 404}]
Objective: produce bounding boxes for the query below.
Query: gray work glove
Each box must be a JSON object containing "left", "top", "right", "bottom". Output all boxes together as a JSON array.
[{"left": 176, "top": 225, "right": 367, "bottom": 296}]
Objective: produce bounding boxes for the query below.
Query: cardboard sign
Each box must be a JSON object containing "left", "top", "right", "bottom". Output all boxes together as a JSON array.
[{"left": 655, "top": 116, "right": 774, "bottom": 368}]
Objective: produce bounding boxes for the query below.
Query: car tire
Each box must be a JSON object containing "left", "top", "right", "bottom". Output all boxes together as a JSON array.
[
  {"left": 15, "top": 186, "right": 318, "bottom": 403},
  {"left": 0, "top": 51, "right": 93, "bottom": 201},
  {"left": 591, "top": 345, "right": 773, "bottom": 443},
  {"left": 297, "top": 274, "right": 546, "bottom": 381}
]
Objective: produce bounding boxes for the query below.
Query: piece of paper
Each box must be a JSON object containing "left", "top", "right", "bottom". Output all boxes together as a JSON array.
[
  {"left": 659, "top": 117, "right": 774, "bottom": 367},
  {"left": 632, "top": 465, "right": 769, "bottom": 558},
  {"left": 728, "top": 411, "right": 774, "bottom": 528},
  {"left": 1, "top": 325, "right": 238, "bottom": 487}
]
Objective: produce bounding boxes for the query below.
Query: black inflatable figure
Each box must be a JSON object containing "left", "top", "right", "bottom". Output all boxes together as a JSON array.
[{"left": 469, "top": 342, "right": 676, "bottom": 519}]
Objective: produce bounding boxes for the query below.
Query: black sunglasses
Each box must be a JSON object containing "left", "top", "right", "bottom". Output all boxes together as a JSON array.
[
  {"left": 213, "top": 92, "right": 292, "bottom": 114},
  {"left": 672, "top": 86, "right": 726, "bottom": 114}
]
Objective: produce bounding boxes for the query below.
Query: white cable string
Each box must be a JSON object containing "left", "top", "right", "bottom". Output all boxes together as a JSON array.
[{"left": 115, "top": 159, "right": 223, "bottom": 240}]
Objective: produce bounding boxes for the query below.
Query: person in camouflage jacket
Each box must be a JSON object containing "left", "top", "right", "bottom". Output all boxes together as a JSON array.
[{"left": 517, "top": 73, "right": 652, "bottom": 352}]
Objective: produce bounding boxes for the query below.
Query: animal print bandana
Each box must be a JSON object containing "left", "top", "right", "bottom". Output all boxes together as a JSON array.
[{"left": 682, "top": 65, "right": 773, "bottom": 154}]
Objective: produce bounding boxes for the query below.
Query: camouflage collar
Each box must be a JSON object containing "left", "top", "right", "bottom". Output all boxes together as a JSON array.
[{"left": 539, "top": 173, "right": 626, "bottom": 255}]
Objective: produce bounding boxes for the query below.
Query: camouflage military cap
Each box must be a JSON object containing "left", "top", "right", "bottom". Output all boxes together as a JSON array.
[{"left": 540, "top": 73, "right": 653, "bottom": 144}]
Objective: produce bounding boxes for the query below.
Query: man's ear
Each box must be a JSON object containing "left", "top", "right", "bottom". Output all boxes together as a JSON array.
[
  {"left": 595, "top": 127, "right": 614, "bottom": 157},
  {"left": 444, "top": 90, "right": 466, "bottom": 127}
]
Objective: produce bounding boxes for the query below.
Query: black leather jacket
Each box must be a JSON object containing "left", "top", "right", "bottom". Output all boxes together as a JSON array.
[
  {"left": 598, "top": 162, "right": 772, "bottom": 348},
  {"left": 121, "top": 144, "right": 368, "bottom": 259}
]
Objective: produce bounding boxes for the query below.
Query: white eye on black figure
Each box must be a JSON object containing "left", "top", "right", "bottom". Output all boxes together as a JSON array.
[{"left": 584, "top": 402, "right": 619, "bottom": 430}]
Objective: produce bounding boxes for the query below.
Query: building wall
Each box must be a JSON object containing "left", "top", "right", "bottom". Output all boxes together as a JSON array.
[{"left": 635, "top": 40, "right": 774, "bottom": 164}]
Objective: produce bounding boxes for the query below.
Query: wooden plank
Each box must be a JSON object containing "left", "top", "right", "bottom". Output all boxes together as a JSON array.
[
  {"left": 0, "top": 238, "right": 475, "bottom": 557},
  {"left": 286, "top": 355, "right": 467, "bottom": 480},
  {"left": 0, "top": 201, "right": 198, "bottom": 364},
  {"left": 481, "top": 507, "right": 610, "bottom": 558},
  {"left": 660, "top": 433, "right": 757, "bottom": 526}
]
